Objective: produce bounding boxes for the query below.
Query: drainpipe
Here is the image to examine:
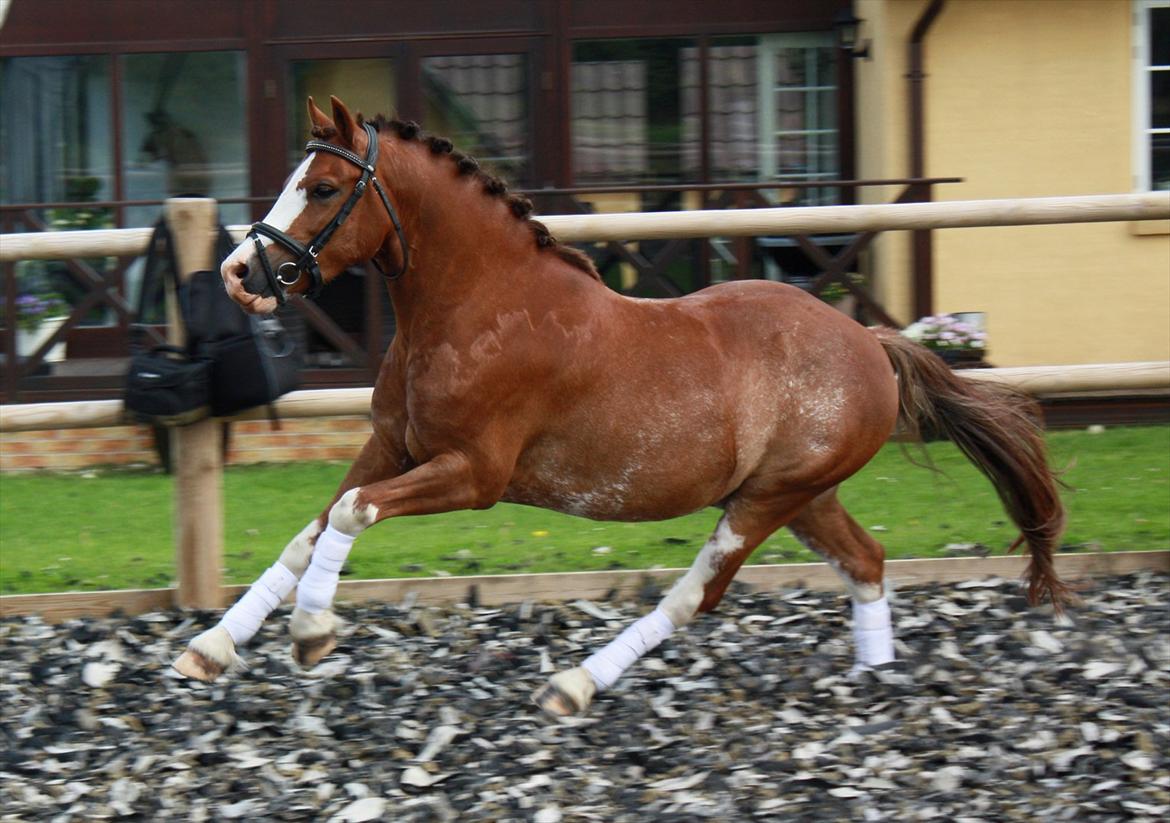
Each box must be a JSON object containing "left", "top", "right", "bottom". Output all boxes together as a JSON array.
[{"left": 908, "top": 0, "right": 945, "bottom": 320}]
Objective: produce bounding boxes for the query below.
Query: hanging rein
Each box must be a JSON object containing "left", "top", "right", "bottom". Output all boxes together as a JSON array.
[{"left": 247, "top": 121, "right": 410, "bottom": 304}]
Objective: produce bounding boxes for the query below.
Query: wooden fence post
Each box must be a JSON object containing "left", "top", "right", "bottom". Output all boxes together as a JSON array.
[{"left": 164, "top": 198, "right": 223, "bottom": 609}]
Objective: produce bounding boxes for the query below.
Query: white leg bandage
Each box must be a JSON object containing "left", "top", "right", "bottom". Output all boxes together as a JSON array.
[
  {"left": 852, "top": 596, "right": 895, "bottom": 668},
  {"left": 219, "top": 562, "right": 299, "bottom": 646},
  {"left": 295, "top": 525, "right": 355, "bottom": 615},
  {"left": 582, "top": 608, "right": 675, "bottom": 691}
]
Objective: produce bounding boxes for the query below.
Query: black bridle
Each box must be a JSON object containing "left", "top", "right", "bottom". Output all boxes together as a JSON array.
[{"left": 247, "top": 121, "right": 410, "bottom": 304}]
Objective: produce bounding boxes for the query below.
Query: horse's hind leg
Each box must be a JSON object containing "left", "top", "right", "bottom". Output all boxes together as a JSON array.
[
  {"left": 787, "top": 487, "right": 894, "bottom": 672},
  {"left": 535, "top": 493, "right": 810, "bottom": 716}
]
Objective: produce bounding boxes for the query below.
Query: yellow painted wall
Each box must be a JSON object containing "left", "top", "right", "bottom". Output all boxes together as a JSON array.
[{"left": 857, "top": 0, "right": 1170, "bottom": 366}]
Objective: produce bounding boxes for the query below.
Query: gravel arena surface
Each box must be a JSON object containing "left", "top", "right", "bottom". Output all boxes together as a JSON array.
[{"left": 2, "top": 571, "right": 1168, "bottom": 822}]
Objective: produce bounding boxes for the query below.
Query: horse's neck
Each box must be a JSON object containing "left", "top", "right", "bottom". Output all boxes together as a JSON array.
[{"left": 382, "top": 144, "right": 592, "bottom": 331}]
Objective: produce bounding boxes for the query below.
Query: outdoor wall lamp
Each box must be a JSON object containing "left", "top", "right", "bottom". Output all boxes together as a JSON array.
[{"left": 834, "top": 10, "right": 871, "bottom": 59}]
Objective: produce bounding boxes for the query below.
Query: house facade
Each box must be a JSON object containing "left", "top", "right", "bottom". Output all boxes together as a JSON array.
[
  {"left": 0, "top": 0, "right": 1166, "bottom": 405},
  {"left": 856, "top": 0, "right": 1169, "bottom": 366}
]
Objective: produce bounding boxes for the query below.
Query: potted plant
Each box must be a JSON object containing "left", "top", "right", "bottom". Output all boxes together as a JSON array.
[
  {"left": 12, "top": 291, "right": 68, "bottom": 362},
  {"left": 901, "top": 313, "right": 987, "bottom": 368}
]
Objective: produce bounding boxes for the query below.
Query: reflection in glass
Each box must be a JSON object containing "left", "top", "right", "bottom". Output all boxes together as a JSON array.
[
  {"left": 290, "top": 58, "right": 397, "bottom": 165},
  {"left": 572, "top": 39, "right": 699, "bottom": 185},
  {"left": 0, "top": 55, "right": 113, "bottom": 206},
  {"left": 121, "top": 51, "right": 249, "bottom": 229},
  {"left": 422, "top": 54, "right": 529, "bottom": 183},
  {"left": 1, "top": 56, "right": 116, "bottom": 328},
  {"left": 702, "top": 34, "right": 838, "bottom": 203}
]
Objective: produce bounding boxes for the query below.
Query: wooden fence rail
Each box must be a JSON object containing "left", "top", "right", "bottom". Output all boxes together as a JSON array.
[
  {"left": 2, "top": 363, "right": 1169, "bottom": 434},
  {"left": 2, "top": 192, "right": 1167, "bottom": 261}
]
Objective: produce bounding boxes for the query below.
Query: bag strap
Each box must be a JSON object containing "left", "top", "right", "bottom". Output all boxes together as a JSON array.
[{"left": 131, "top": 218, "right": 183, "bottom": 351}]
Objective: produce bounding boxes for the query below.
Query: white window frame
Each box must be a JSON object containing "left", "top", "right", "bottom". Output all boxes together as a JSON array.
[
  {"left": 1133, "top": 0, "right": 1169, "bottom": 191},
  {"left": 756, "top": 33, "right": 838, "bottom": 188}
]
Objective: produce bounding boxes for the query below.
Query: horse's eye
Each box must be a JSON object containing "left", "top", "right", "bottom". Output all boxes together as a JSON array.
[{"left": 312, "top": 184, "right": 337, "bottom": 200}]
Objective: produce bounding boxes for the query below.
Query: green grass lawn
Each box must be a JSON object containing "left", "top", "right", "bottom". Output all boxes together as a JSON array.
[{"left": 1, "top": 425, "right": 1167, "bottom": 594}]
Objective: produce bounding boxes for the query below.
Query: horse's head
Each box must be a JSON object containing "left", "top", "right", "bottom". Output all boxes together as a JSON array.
[{"left": 222, "top": 96, "right": 407, "bottom": 314}]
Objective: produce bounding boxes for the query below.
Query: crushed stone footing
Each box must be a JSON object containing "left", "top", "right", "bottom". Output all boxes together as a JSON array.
[{"left": 1, "top": 571, "right": 1168, "bottom": 821}]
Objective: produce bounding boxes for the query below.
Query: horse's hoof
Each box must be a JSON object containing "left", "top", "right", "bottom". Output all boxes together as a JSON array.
[
  {"left": 173, "top": 648, "right": 225, "bottom": 682},
  {"left": 292, "top": 633, "right": 337, "bottom": 668},
  {"left": 172, "top": 626, "right": 237, "bottom": 682},
  {"left": 533, "top": 667, "right": 596, "bottom": 717}
]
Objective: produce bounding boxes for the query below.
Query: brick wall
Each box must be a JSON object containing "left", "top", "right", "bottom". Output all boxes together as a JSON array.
[{"left": 0, "top": 416, "right": 371, "bottom": 472}]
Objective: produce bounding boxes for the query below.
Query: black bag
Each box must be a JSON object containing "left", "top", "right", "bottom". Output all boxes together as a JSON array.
[
  {"left": 124, "top": 345, "right": 211, "bottom": 425},
  {"left": 124, "top": 216, "right": 302, "bottom": 424},
  {"left": 185, "top": 268, "right": 301, "bottom": 417}
]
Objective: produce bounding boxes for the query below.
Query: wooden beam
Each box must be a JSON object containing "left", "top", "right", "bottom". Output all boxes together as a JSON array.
[
  {"left": 164, "top": 198, "right": 224, "bottom": 611},
  {"left": 962, "top": 361, "right": 1170, "bottom": 394},
  {"left": 4, "top": 363, "right": 1167, "bottom": 434},
  {"left": 2, "top": 193, "right": 1166, "bottom": 260},
  {"left": 2, "top": 551, "right": 1165, "bottom": 622}
]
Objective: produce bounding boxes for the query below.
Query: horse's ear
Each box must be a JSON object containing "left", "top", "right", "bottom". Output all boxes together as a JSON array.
[
  {"left": 307, "top": 96, "right": 334, "bottom": 133},
  {"left": 329, "top": 95, "right": 358, "bottom": 147}
]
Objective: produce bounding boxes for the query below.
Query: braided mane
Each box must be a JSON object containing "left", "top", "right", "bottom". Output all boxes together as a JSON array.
[{"left": 319, "top": 115, "right": 600, "bottom": 281}]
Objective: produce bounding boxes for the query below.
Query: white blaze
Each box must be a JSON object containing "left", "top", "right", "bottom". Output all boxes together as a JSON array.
[{"left": 222, "top": 152, "right": 316, "bottom": 272}]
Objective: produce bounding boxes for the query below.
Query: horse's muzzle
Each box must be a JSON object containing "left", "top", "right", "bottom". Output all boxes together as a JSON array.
[{"left": 221, "top": 257, "right": 280, "bottom": 314}]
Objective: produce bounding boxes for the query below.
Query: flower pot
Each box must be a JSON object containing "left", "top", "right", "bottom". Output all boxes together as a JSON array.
[
  {"left": 16, "top": 316, "right": 67, "bottom": 362},
  {"left": 937, "top": 348, "right": 986, "bottom": 369}
]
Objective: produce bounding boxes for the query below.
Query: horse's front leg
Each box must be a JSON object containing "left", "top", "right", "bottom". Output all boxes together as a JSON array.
[
  {"left": 288, "top": 451, "right": 503, "bottom": 667},
  {"left": 172, "top": 433, "right": 408, "bottom": 681}
]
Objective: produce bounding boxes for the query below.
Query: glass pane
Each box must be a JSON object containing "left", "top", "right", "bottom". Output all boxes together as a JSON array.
[
  {"left": 774, "top": 49, "right": 807, "bottom": 86},
  {"left": 422, "top": 54, "right": 530, "bottom": 184},
  {"left": 290, "top": 58, "right": 396, "bottom": 164},
  {"left": 707, "top": 42, "right": 757, "bottom": 181},
  {"left": 121, "top": 51, "right": 249, "bottom": 228},
  {"left": 707, "top": 34, "right": 838, "bottom": 189},
  {"left": 571, "top": 38, "right": 698, "bottom": 185},
  {"left": 1152, "top": 70, "right": 1170, "bottom": 129},
  {"left": 0, "top": 56, "right": 116, "bottom": 330},
  {"left": 1151, "top": 7, "right": 1170, "bottom": 66},
  {"left": 0, "top": 55, "right": 113, "bottom": 206},
  {"left": 1152, "top": 133, "right": 1170, "bottom": 191}
]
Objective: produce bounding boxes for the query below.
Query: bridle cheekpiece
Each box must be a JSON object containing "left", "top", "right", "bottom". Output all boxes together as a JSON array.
[{"left": 247, "top": 121, "right": 410, "bottom": 304}]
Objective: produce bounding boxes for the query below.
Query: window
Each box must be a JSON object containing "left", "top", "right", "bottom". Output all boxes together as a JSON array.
[
  {"left": 758, "top": 33, "right": 838, "bottom": 204},
  {"left": 422, "top": 54, "right": 530, "bottom": 184},
  {"left": 572, "top": 39, "right": 700, "bottom": 185},
  {"left": 1, "top": 56, "right": 116, "bottom": 327},
  {"left": 1136, "top": 0, "right": 1170, "bottom": 191},
  {"left": 570, "top": 34, "right": 840, "bottom": 201},
  {"left": 0, "top": 55, "right": 114, "bottom": 207}
]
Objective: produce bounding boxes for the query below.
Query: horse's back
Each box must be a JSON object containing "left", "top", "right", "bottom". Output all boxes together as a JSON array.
[{"left": 504, "top": 279, "right": 899, "bottom": 519}]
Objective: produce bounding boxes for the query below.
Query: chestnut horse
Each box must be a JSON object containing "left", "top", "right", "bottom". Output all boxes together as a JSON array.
[{"left": 174, "top": 97, "right": 1068, "bottom": 716}]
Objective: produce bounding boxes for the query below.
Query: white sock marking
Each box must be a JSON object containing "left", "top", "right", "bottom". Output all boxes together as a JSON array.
[
  {"left": 328, "top": 488, "right": 378, "bottom": 536},
  {"left": 660, "top": 519, "right": 744, "bottom": 626},
  {"left": 278, "top": 519, "right": 323, "bottom": 576}
]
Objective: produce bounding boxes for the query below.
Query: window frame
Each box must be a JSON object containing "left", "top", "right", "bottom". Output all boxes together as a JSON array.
[
  {"left": 1133, "top": 0, "right": 1170, "bottom": 192},
  {"left": 756, "top": 32, "right": 838, "bottom": 189}
]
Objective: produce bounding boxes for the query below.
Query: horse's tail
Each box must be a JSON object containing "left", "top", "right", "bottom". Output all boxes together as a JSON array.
[{"left": 871, "top": 327, "right": 1071, "bottom": 612}]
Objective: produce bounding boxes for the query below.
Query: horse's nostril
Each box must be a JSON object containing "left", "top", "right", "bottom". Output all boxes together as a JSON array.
[{"left": 223, "top": 259, "right": 248, "bottom": 286}]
